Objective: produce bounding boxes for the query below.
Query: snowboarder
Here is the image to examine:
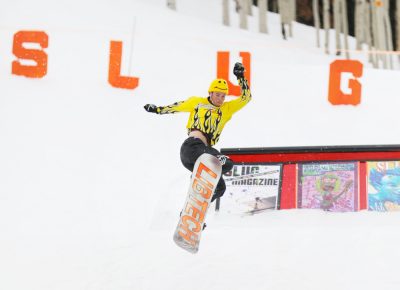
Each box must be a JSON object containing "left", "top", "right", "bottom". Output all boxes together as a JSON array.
[{"left": 144, "top": 62, "right": 251, "bottom": 202}]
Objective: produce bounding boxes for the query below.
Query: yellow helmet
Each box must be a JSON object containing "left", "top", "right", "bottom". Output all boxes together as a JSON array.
[{"left": 208, "top": 79, "right": 229, "bottom": 95}]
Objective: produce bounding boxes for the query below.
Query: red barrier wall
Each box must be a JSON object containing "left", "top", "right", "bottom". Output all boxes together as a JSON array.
[{"left": 221, "top": 145, "right": 400, "bottom": 211}]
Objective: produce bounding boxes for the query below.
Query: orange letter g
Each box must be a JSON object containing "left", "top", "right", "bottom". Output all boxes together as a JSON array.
[{"left": 328, "top": 60, "right": 363, "bottom": 105}]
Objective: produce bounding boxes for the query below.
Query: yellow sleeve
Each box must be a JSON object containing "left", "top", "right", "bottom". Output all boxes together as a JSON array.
[
  {"left": 225, "top": 78, "right": 252, "bottom": 114},
  {"left": 157, "top": 97, "right": 200, "bottom": 114}
]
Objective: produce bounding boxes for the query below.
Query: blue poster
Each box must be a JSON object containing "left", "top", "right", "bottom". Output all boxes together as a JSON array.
[{"left": 368, "top": 161, "right": 400, "bottom": 212}]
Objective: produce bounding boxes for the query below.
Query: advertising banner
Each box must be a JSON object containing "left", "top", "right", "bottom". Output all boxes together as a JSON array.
[
  {"left": 298, "top": 162, "right": 358, "bottom": 212},
  {"left": 221, "top": 164, "right": 282, "bottom": 214},
  {"left": 367, "top": 161, "right": 400, "bottom": 212}
]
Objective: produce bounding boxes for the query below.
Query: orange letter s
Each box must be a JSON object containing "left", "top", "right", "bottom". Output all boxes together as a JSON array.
[{"left": 12, "top": 31, "right": 48, "bottom": 78}]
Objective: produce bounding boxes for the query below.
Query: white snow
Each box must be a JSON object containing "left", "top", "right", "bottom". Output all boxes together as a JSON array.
[{"left": 1, "top": 0, "right": 400, "bottom": 289}]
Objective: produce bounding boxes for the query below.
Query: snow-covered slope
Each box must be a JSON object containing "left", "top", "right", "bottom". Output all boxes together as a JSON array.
[{"left": 1, "top": 1, "right": 400, "bottom": 290}]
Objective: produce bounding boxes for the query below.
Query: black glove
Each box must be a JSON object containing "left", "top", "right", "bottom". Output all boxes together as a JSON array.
[
  {"left": 233, "top": 62, "right": 245, "bottom": 79},
  {"left": 144, "top": 104, "right": 159, "bottom": 114}
]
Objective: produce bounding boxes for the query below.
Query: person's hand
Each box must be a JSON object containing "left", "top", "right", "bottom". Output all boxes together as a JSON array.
[
  {"left": 233, "top": 62, "right": 245, "bottom": 79},
  {"left": 144, "top": 104, "right": 159, "bottom": 113}
]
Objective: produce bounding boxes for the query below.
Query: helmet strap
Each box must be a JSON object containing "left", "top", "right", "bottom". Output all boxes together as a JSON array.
[{"left": 207, "top": 96, "right": 216, "bottom": 106}]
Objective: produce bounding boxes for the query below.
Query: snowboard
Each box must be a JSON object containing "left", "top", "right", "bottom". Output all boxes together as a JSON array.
[{"left": 173, "top": 153, "right": 222, "bottom": 254}]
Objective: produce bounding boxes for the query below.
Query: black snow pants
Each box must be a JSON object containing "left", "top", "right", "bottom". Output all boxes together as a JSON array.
[{"left": 180, "top": 137, "right": 234, "bottom": 202}]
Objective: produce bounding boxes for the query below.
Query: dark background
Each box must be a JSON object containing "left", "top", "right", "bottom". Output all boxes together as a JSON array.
[{"left": 253, "top": 0, "right": 398, "bottom": 50}]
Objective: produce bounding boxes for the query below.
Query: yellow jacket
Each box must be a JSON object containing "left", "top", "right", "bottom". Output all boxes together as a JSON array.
[{"left": 156, "top": 78, "right": 251, "bottom": 146}]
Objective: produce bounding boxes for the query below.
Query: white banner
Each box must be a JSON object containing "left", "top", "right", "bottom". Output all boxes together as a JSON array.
[{"left": 221, "top": 164, "right": 282, "bottom": 214}]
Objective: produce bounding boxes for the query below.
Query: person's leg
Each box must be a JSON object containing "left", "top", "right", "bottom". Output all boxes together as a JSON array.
[
  {"left": 180, "top": 137, "right": 207, "bottom": 172},
  {"left": 216, "top": 155, "right": 234, "bottom": 174},
  {"left": 211, "top": 177, "right": 226, "bottom": 202},
  {"left": 203, "top": 146, "right": 233, "bottom": 201},
  {"left": 180, "top": 138, "right": 234, "bottom": 201},
  {"left": 204, "top": 146, "right": 234, "bottom": 174}
]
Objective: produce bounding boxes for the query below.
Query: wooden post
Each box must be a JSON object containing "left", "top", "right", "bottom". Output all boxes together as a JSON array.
[
  {"left": 259, "top": 0, "right": 269, "bottom": 34},
  {"left": 279, "top": 0, "right": 295, "bottom": 39},
  {"left": 341, "top": 0, "right": 350, "bottom": 59},
  {"left": 223, "top": 0, "right": 230, "bottom": 26},
  {"left": 370, "top": 0, "right": 394, "bottom": 69},
  {"left": 397, "top": 0, "right": 400, "bottom": 52},
  {"left": 355, "top": 0, "right": 363, "bottom": 50},
  {"left": 334, "top": 0, "right": 349, "bottom": 58},
  {"left": 239, "top": 0, "right": 248, "bottom": 30},
  {"left": 313, "top": 0, "right": 320, "bottom": 48},
  {"left": 323, "top": 0, "right": 330, "bottom": 54},
  {"left": 247, "top": 0, "right": 253, "bottom": 16},
  {"left": 167, "top": 0, "right": 176, "bottom": 10}
]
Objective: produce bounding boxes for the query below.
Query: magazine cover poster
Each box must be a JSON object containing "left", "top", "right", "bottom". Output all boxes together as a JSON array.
[
  {"left": 367, "top": 161, "right": 400, "bottom": 212},
  {"left": 298, "top": 162, "right": 358, "bottom": 212},
  {"left": 221, "top": 164, "right": 282, "bottom": 214}
]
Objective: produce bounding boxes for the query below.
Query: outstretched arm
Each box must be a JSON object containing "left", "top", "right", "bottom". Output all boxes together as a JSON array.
[
  {"left": 144, "top": 97, "right": 199, "bottom": 115},
  {"left": 226, "top": 63, "right": 252, "bottom": 114}
]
